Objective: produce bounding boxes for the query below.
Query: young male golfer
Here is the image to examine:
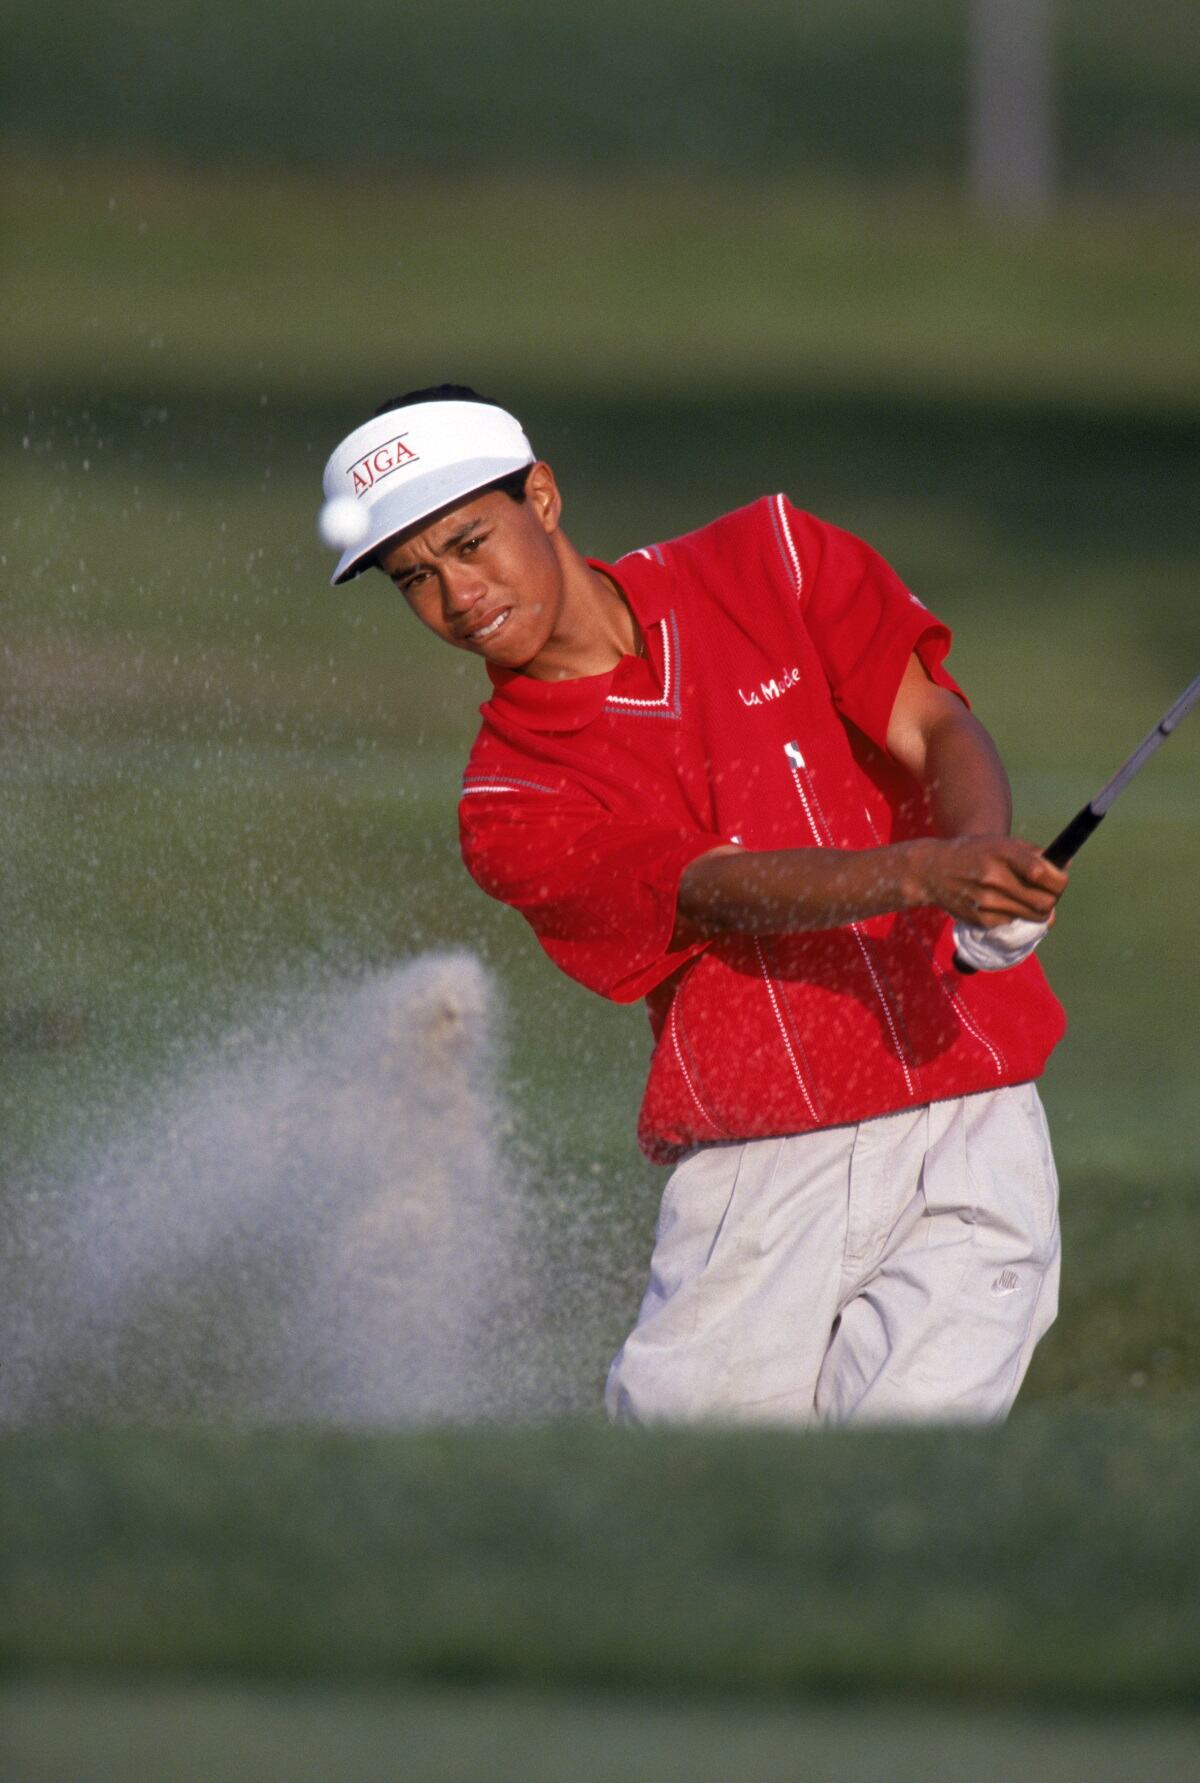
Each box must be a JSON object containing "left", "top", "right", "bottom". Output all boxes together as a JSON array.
[{"left": 319, "top": 386, "right": 1068, "bottom": 1425}]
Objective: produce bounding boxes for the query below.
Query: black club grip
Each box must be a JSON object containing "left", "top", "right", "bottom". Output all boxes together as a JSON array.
[{"left": 1043, "top": 805, "right": 1104, "bottom": 869}]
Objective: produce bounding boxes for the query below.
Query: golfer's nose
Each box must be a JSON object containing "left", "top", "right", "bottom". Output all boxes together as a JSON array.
[{"left": 441, "top": 560, "right": 487, "bottom": 614}]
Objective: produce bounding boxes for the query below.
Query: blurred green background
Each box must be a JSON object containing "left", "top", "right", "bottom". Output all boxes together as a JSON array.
[{"left": 2, "top": 1, "right": 1198, "bottom": 1771}]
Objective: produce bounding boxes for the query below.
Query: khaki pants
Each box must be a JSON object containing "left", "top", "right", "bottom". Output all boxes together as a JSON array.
[{"left": 606, "top": 1084, "right": 1060, "bottom": 1426}]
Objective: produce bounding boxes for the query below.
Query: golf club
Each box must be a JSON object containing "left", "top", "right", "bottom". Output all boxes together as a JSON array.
[{"left": 955, "top": 670, "right": 1200, "bottom": 973}]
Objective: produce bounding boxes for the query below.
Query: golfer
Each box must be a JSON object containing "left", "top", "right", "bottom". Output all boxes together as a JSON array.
[{"left": 319, "top": 385, "right": 1069, "bottom": 1425}]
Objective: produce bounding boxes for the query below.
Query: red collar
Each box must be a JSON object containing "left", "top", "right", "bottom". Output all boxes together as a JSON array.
[{"left": 482, "top": 550, "right": 673, "bottom": 735}]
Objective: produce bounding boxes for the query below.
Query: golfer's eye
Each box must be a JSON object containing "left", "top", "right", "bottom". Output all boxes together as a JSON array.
[{"left": 460, "top": 535, "right": 484, "bottom": 556}]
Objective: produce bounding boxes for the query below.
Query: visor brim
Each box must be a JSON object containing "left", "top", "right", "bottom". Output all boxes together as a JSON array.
[{"left": 330, "top": 454, "right": 535, "bottom": 585}]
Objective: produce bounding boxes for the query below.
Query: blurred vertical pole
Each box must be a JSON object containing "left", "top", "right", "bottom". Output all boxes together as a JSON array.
[{"left": 969, "top": 0, "right": 1056, "bottom": 220}]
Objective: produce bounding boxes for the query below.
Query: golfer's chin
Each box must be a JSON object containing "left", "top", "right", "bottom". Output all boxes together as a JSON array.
[{"left": 470, "top": 613, "right": 548, "bottom": 671}]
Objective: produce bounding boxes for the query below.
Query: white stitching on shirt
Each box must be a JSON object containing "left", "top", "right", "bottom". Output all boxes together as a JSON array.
[
  {"left": 938, "top": 982, "right": 1006, "bottom": 1077},
  {"left": 784, "top": 743, "right": 833, "bottom": 845},
  {"left": 668, "top": 1001, "right": 728, "bottom": 1136},
  {"left": 461, "top": 775, "right": 558, "bottom": 795},
  {"left": 752, "top": 937, "right": 821, "bottom": 1124},
  {"left": 783, "top": 742, "right": 918, "bottom": 1100},
  {"left": 605, "top": 611, "right": 682, "bottom": 719},
  {"left": 846, "top": 929, "right": 916, "bottom": 1098},
  {"left": 858, "top": 802, "right": 1008, "bottom": 1077},
  {"left": 606, "top": 618, "right": 671, "bottom": 707},
  {"left": 771, "top": 493, "right": 803, "bottom": 598}
]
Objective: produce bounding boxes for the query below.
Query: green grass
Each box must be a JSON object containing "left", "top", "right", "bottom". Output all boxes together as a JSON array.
[
  {"left": 6, "top": 1, "right": 1198, "bottom": 196},
  {"left": 5, "top": 1682, "right": 1200, "bottom": 1782},
  {"left": 2, "top": 1417, "right": 1199, "bottom": 1703},
  {"left": 8, "top": 157, "right": 1200, "bottom": 411}
]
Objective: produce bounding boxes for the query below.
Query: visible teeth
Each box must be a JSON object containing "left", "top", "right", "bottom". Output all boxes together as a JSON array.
[{"left": 472, "top": 611, "right": 509, "bottom": 641}]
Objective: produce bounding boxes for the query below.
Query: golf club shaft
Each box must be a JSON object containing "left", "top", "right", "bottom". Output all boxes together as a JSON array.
[
  {"left": 1041, "top": 671, "right": 1200, "bottom": 868},
  {"left": 955, "top": 670, "right": 1200, "bottom": 971}
]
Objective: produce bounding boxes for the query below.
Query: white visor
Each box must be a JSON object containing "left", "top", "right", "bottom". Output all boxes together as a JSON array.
[{"left": 319, "top": 400, "right": 535, "bottom": 585}]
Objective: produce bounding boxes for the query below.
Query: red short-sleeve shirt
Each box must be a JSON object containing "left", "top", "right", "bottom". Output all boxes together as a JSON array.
[{"left": 460, "top": 496, "right": 1065, "bottom": 1163}]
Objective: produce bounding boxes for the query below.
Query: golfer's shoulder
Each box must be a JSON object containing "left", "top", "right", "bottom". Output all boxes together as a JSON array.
[
  {"left": 650, "top": 494, "right": 778, "bottom": 563},
  {"left": 623, "top": 497, "right": 822, "bottom": 639},
  {"left": 457, "top": 728, "right": 603, "bottom": 892},
  {"left": 647, "top": 493, "right": 827, "bottom": 590},
  {"left": 459, "top": 731, "right": 570, "bottom": 807}
]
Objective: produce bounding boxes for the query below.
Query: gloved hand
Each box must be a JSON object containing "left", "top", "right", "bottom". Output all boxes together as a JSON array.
[{"left": 952, "top": 916, "right": 1049, "bottom": 974}]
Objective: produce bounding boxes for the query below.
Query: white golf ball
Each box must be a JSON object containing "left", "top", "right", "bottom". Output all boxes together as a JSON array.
[{"left": 318, "top": 496, "right": 369, "bottom": 550}]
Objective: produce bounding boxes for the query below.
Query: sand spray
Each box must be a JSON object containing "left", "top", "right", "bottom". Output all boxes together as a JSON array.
[{"left": 1, "top": 953, "right": 621, "bottom": 1424}]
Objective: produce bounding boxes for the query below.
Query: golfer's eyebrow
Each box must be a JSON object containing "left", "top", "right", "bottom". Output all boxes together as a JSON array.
[{"left": 391, "top": 516, "right": 487, "bottom": 582}]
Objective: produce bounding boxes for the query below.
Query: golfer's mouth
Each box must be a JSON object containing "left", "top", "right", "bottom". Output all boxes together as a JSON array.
[{"left": 465, "top": 608, "right": 512, "bottom": 644}]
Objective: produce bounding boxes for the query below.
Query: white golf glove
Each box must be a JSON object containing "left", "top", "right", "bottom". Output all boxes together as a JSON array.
[{"left": 952, "top": 916, "right": 1049, "bottom": 973}]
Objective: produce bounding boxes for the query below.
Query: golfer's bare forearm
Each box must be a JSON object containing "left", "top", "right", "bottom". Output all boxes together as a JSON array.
[
  {"left": 677, "top": 843, "right": 929, "bottom": 936},
  {"left": 676, "top": 832, "right": 1067, "bottom": 939}
]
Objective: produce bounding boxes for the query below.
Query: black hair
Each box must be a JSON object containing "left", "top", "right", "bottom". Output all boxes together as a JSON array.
[
  {"left": 371, "top": 382, "right": 532, "bottom": 508},
  {"left": 373, "top": 382, "right": 495, "bottom": 416}
]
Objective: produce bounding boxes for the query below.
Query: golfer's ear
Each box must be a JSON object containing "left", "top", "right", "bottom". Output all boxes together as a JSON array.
[{"left": 526, "top": 462, "right": 562, "bottom": 533}]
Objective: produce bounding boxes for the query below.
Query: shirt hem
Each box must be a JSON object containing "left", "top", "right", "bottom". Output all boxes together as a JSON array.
[{"left": 638, "top": 1072, "right": 1048, "bottom": 1165}]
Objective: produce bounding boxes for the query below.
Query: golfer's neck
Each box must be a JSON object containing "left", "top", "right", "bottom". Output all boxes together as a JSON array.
[{"left": 522, "top": 558, "right": 642, "bottom": 682}]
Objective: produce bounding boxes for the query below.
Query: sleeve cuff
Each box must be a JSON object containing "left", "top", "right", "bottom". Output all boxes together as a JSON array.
[{"left": 838, "top": 614, "right": 964, "bottom": 752}]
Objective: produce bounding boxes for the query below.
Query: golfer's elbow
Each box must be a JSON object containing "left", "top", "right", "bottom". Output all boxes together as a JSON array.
[{"left": 674, "top": 844, "right": 744, "bottom": 941}]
